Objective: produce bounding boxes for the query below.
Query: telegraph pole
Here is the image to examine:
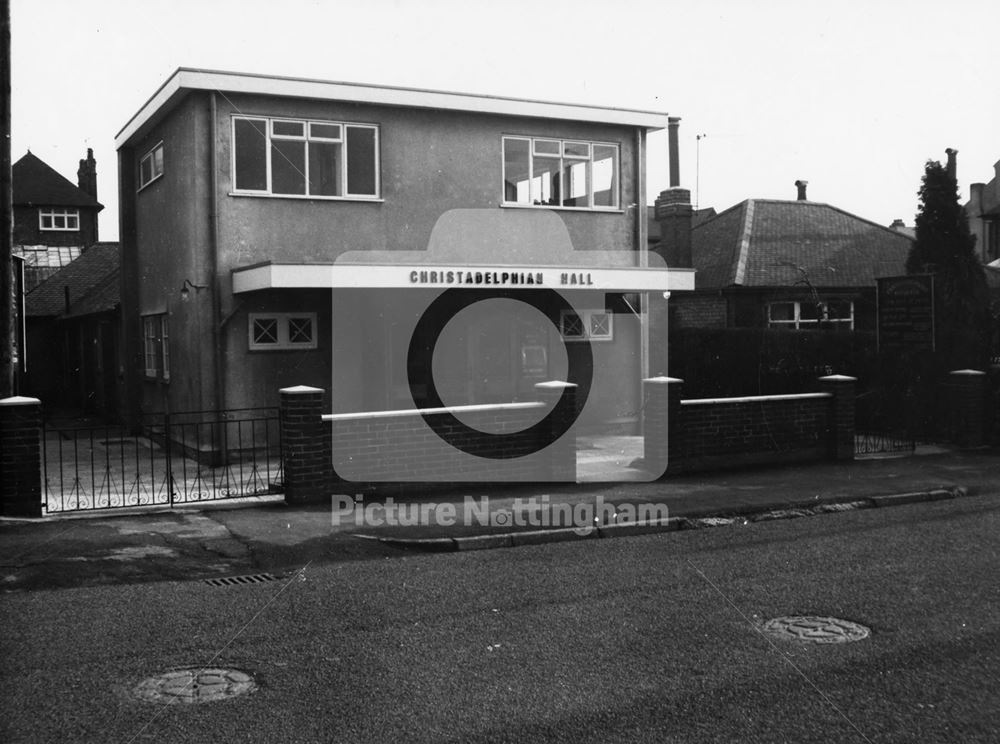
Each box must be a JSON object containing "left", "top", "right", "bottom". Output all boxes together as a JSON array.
[{"left": 1, "top": 0, "right": 14, "bottom": 397}]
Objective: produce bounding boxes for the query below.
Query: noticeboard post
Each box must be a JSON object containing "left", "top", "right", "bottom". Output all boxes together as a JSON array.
[{"left": 876, "top": 275, "right": 935, "bottom": 353}]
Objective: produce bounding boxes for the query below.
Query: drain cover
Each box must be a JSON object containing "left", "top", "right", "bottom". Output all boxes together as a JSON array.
[
  {"left": 133, "top": 667, "right": 257, "bottom": 704},
  {"left": 204, "top": 573, "right": 278, "bottom": 587},
  {"left": 762, "top": 615, "right": 870, "bottom": 644}
]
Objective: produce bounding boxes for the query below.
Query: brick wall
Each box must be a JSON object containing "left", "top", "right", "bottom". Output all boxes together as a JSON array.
[
  {"left": 281, "top": 383, "right": 577, "bottom": 502},
  {"left": 680, "top": 394, "right": 830, "bottom": 469},
  {"left": 643, "top": 375, "right": 855, "bottom": 476},
  {"left": 671, "top": 294, "right": 728, "bottom": 329},
  {"left": 0, "top": 397, "right": 44, "bottom": 517}
]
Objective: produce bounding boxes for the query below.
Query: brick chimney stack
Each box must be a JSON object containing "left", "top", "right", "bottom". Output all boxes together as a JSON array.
[
  {"left": 77, "top": 148, "right": 97, "bottom": 201},
  {"left": 795, "top": 180, "right": 808, "bottom": 201},
  {"left": 654, "top": 187, "right": 693, "bottom": 268},
  {"left": 945, "top": 148, "right": 957, "bottom": 181},
  {"left": 77, "top": 148, "right": 98, "bottom": 244}
]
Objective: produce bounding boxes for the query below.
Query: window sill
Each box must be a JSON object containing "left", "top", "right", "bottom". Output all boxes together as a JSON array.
[
  {"left": 229, "top": 192, "right": 383, "bottom": 203},
  {"left": 500, "top": 202, "right": 623, "bottom": 214},
  {"left": 138, "top": 173, "right": 164, "bottom": 193}
]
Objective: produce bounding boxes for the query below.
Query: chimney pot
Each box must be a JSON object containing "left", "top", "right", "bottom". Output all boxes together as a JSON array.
[{"left": 795, "top": 180, "right": 808, "bottom": 201}]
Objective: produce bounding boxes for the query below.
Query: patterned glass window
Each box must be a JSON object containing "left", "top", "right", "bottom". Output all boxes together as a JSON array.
[{"left": 249, "top": 313, "right": 318, "bottom": 350}]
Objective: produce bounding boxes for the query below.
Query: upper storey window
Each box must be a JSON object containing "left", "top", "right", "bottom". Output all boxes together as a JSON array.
[
  {"left": 503, "top": 136, "right": 619, "bottom": 210},
  {"left": 139, "top": 142, "right": 164, "bottom": 189},
  {"left": 39, "top": 208, "right": 79, "bottom": 231},
  {"left": 232, "top": 116, "right": 379, "bottom": 199}
]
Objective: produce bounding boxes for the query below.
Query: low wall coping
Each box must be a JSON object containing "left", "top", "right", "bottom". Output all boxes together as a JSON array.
[
  {"left": 643, "top": 376, "right": 684, "bottom": 384},
  {"left": 682, "top": 392, "right": 832, "bottom": 406},
  {"left": 280, "top": 385, "right": 326, "bottom": 395},
  {"left": 534, "top": 381, "right": 577, "bottom": 391},
  {"left": 0, "top": 396, "right": 42, "bottom": 407},
  {"left": 949, "top": 369, "right": 987, "bottom": 376},
  {"left": 818, "top": 375, "right": 858, "bottom": 383},
  {"left": 323, "top": 401, "right": 546, "bottom": 422}
]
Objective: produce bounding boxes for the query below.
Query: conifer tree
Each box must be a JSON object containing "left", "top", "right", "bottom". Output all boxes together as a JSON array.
[{"left": 906, "top": 154, "right": 989, "bottom": 367}]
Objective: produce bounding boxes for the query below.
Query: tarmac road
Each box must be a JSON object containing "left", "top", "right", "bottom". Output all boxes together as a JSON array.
[{"left": 2, "top": 493, "right": 999, "bottom": 743}]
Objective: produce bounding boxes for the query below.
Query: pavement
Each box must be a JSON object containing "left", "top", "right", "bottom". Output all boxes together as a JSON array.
[{"left": 2, "top": 442, "right": 998, "bottom": 591}]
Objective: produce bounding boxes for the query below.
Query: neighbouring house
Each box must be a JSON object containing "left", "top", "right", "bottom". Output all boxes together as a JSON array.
[
  {"left": 13, "top": 149, "right": 103, "bottom": 290},
  {"left": 661, "top": 180, "right": 914, "bottom": 332},
  {"left": 22, "top": 243, "right": 121, "bottom": 418},
  {"left": 11, "top": 148, "right": 119, "bottom": 411},
  {"left": 115, "top": 68, "right": 694, "bottom": 435},
  {"left": 965, "top": 156, "right": 1000, "bottom": 266}
]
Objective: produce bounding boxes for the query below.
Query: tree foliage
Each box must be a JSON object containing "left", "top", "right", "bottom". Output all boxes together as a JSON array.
[{"left": 906, "top": 157, "right": 989, "bottom": 367}]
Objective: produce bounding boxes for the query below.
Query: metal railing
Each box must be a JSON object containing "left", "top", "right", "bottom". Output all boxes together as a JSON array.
[{"left": 43, "top": 408, "right": 283, "bottom": 513}]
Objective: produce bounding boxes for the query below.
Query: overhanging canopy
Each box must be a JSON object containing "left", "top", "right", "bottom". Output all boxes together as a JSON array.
[{"left": 232, "top": 262, "right": 695, "bottom": 293}]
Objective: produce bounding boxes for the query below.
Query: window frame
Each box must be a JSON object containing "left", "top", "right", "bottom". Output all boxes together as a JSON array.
[
  {"left": 502, "top": 135, "right": 620, "bottom": 211},
  {"left": 767, "top": 300, "right": 854, "bottom": 330},
  {"left": 559, "top": 309, "right": 614, "bottom": 342},
  {"left": 38, "top": 208, "right": 80, "bottom": 231},
  {"left": 248, "top": 312, "right": 319, "bottom": 351},
  {"left": 231, "top": 115, "right": 380, "bottom": 200},
  {"left": 138, "top": 142, "right": 165, "bottom": 190},
  {"left": 142, "top": 313, "right": 170, "bottom": 380}
]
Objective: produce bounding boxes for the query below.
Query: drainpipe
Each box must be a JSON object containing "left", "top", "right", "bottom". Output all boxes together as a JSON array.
[
  {"left": 636, "top": 128, "right": 649, "bottom": 382},
  {"left": 209, "top": 91, "right": 225, "bottom": 414}
]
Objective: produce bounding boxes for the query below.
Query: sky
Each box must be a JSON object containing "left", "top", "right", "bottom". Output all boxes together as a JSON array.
[{"left": 9, "top": 0, "right": 1000, "bottom": 243}]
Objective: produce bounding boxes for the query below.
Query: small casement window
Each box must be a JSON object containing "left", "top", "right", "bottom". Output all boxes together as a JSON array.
[
  {"left": 249, "top": 313, "right": 318, "bottom": 351},
  {"left": 560, "top": 309, "right": 614, "bottom": 341},
  {"left": 232, "top": 116, "right": 379, "bottom": 198},
  {"left": 503, "top": 136, "right": 619, "bottom": 210},
  {"left": 142, "top": 314, "right": 170, "bottom": 380},
  {"left": 39, "top": 208, "right": 79, "bottom": 231},
  {"left": 139, "top": 142, "right": 164, "bottom": 189},
  {"left": 767, "top": 300, "right": 854, "bottom": 330}
]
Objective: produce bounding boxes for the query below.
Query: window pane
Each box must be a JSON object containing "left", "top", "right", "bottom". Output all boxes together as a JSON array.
[
  {"left": 288, "top": 317, "right": 313, "bottom": 343},
  {"left": 564, "top": 141, "right": 589, "bottom": 158},
  {"left": 532, "top": 154, "right": 559, "bottom": 205},
  {"left": 272, "top": 120, "right": 304, "bottom": 137},
  {"left": 253, "top": 318, "right": 278, "bottom": 344},
  {"left": 309, "top": 123, "right": 341, "bottom": 140},
  {"left": 41, "top": 213, "right": 52, "bottom": 229},
  {"left": 153, "top": 146, "right": 164, "bottom": 177},
  {"left": 67, "top": 212, "right": 79, "bottom": 229},
  {"left": 562, "top": 160, "right": 588, "bottom": 207},
  {"left": 161, "top": 317, "right": 169, "bottom": 378},
  {"left": 769, "top": 303, "right": 795, "bottom": 322},
  {"left": 592, "top": 145, "right": 618, "bottom": 207},
  {"left": 534, "top": 139, "right": 560, "bottom": 155},
  {"left": 309, "top": 141, "right": 342, "bottom": 196},
  {"left": 561, "top": 312, "right": 583, "bottom": 338},
  {"left": 799, "top": 302, "right": 821, "bottom": 321},
  {"left": 54, "top": 214, "right": 65, "bottom": 228},
  {"left": 503, "top": 138, "right": 531, "bottom": 204},
  {"left": 346, "top": 126, "right": 377, "bottom": 196},
  {"left": 140, "top": 157, "right": 153, "bottom": 185},
  {"left": 590, "top": 312, "right": 611, "bottom": 337},
  {"left": 271, "top": 139, "right": 306, "bottom": 195},
  {"left": 234, "top": 118, "right": 268, "bottom": 191}
]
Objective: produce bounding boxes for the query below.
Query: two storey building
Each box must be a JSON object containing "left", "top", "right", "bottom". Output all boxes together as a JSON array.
[{"left": 116, "top": 68, "right": 693, "bottom": 434}]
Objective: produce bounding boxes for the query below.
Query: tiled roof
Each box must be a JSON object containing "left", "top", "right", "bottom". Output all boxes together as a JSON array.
[
  {"left": 692, "top": 199, "right": 914, "bottom": 289},
  {"left": 12, "top": 152, "right": 103, "bottom": 209},
  {"left": 25, "top": 243, "right": 120, "bottom": 318},
  {"left": 646, "top": 207, "right": 717, "bottom": 243}
]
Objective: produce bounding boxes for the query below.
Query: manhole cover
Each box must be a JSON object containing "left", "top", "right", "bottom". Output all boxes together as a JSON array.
[
  {"left": 133, "top": 667, "right": 257, "bottom": 704},
  {"left": 762, "top": 615, "right": 870, "bottom": 644}
]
